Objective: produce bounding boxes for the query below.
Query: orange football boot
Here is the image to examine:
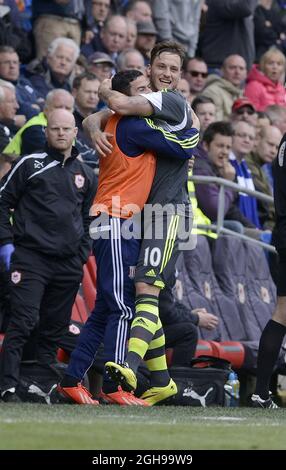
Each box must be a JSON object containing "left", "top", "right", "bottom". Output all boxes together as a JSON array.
[
  {"left": 100, "top": 386, "right": 149, "bottom": 406},
  {"left": 57, "top": 383, "right": 99, "bottom": 405}
]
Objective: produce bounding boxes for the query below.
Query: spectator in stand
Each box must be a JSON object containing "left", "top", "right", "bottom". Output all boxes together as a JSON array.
[
  {"left": 183, "top": 57, "right": 208, "bottom": 103},
  {"left": 87, "top": 52, "right": 114, "bottom": 111},
  {"left": 72, "top": 72, "right": 100, "bottom": 167},
  {"left": 3, "top": 89, "right": 74, "bottom": 156},
  {"left": 1, "top": 1, "right": 22, "bottom": 28},
  {"left": 151, "top": 0, "right": 202, "bottom": 59},
  {"left": 188, "top": 163, "right": 219, "bottom": 242},
  {"left": 192, "top": 96, "right": 217, "bottom": 136},
  {"left": 254, "top": 112, "right": 271, "bottom": 152},
  {"left": 124, "top": 0, "right": 153, "bottom": 22},
  {"left": 257, "top": 111, "right": 271, "bottom": 131},
  {"left": 254, "top": 0, "right": 286, "bottom": 60},
  {"left": 266, "top": 105, "right": 286, "bottom": 135},
  {"left": 258, "top": 112, "right": 275, "bottom": 189},
  {"left": 32, "top": 0, "right": 84, "bottom": 59},
  {"left": 273, "top": 0, "right": 286, "bottom": 26},
  {"left": 200, "top": 0, "right": 257, "bottom": 71},
  {"left": 72, "top": 72, "right": 100, "bottom": 134},
  {"left": 245, "top": 46, "right": 286, "bottom": 111},
  {"left": 117, "top": 48, "right": 145, "bottom": 72},
  {"left": 135, "top": 21, "right": 157, "bottom": 65},
  {"left": 74, "top": 55, "right": 88, "bottom": 77},
  {"left": 177, "top": 78, "right": 192, "bottom": 105},
  {"left": 202, "top": 54, "right": 247, "bottom": 121},
  {"left": 190, "top": 97, "right": 218, "bottom": 241},
  {"left": 193, "top": 121, "right": 255, "bottom": 233},
  {"left": 125, "top": 18, "right": 137, "bottom": 49},
  {"left": 0, "top": 108, "right": 97, "bottom": 403},
  {"left": 0, "top": 80, "right": 21, "bottom": 138},
  {"left": 27, "top": 37, "right": 80, "bottom": 100},
  {"left": 81, "top": 14, "right": 127, "bottom": 61},
  {"left": 258, "top": 125, "right": 282, "bottom": 165},
  {"left": 230, "top": 120, "right": 261, "bottom": 229},
  {"left": 231, "top": 97, "right": 258, "bottom": 128},
  {"left": 246, "top": 124, "right": 282, "bottom": 229},
  {"left": 0, "top": 2, "right": 32, "bottom": 63},
  {"left": 0, "top": 46, "right": 41, "bottom": 120},
  {"left": 87, "top": 52, "right": 115, "bottom": 82},
  {"left": 15, "top": 0, "right": 32, "bottom": 33},
  {"left": 83, "top": 0, "right": 111, "bottom": 45}
]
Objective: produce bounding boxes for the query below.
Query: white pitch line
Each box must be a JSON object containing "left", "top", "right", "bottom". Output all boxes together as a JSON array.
[{"left": 193, "top": 417, "right": 247, "bottom": 421}]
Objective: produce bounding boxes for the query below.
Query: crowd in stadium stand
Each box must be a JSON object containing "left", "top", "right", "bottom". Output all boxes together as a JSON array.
[{"left": 0, "top": 0, "right": 286, "bottom": 405}]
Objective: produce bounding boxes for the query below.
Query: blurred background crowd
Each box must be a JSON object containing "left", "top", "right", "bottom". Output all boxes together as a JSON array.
[{"left": 0, "top": 1, "right": 285, "bottom": 238}]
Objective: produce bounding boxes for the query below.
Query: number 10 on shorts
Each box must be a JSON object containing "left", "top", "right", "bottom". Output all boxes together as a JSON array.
[{"left": 143, "top": 247, "right": 162, "bottom": 267}]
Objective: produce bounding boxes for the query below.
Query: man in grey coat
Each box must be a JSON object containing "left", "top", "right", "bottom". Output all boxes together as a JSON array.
[{"left": 151, "top": 0, "right": 202, "bottom": 58}]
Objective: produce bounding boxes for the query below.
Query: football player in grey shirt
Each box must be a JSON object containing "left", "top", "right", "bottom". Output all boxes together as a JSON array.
[{"left": 85, "top": 41, "right": 200, "bottom": 405}]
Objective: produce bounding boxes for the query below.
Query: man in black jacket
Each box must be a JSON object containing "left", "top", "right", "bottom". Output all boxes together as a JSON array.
[
  {"left": 0, "top": 109, "right": 97, "bottom": 402},
  {"left": 200, "top": 0, "right": 257, "bottom": 70}
]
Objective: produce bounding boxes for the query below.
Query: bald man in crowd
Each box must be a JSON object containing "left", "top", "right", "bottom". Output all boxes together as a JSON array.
[
  {"left": 0, "top": 109, "right": 97, "bottom": 403},
  {"left": 4, "top": 89, "right": 75, "bottom": 157}
]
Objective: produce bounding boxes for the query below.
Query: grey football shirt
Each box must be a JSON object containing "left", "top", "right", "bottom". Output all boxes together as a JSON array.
[{"left": 140, "top": 89, "right": 198, "bottom": 217}]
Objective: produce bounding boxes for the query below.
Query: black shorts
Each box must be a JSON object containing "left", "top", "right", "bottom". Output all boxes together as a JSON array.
[{"left": 135, "top": 213, "right": 193, "bottom": 289}]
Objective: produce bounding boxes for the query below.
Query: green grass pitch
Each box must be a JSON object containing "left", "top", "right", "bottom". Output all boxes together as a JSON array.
[{"left": 1, "top": 404, "right": 286, "bottom": 450}]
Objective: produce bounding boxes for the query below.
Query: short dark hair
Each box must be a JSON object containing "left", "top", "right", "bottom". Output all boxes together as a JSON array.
[
  {"left": 124, "top": 0, "right": 150, "bottom": 14},
  {"left": 111, "top": 70, "right": 143, "bottom": 96},
  {"left": 192, "top": 96, "right": 215, "bottom": 113},
  {"left": 183, "top": 56, "right": 207, "bottom": 71},
  {"left": 150, "top": 40, "right": 186, "bottom": 67},
  {"left": 202, "top": 121, "right": 233, "bottom": 145},
  {"left": 257, "top": 111, "right": 270, "bottom": 119},
  {"left": 0, "top": 46, "right": 16, "bottom": 55},
  {"left": 72, "top": 72, "right": 99, "bottom": 90}
]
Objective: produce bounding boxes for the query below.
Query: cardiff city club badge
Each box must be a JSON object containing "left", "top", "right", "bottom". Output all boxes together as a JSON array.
[
  {"left": 11, "top": 271, "right": 21, "bottom": 284},
  {"left": 75, "top": 174, "right": 85, "bottom": 189}
]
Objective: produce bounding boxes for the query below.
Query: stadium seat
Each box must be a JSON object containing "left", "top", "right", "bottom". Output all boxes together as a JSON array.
[
  {"left": 165, "top": 348, "right": 173, "bottom": 367},
  {"left": 194, "top": 339, "right": 214, "bottom": 357},
  {"left": 71, "top": 293, "right": 89, "bottom": 324},
  {"left": 57, "top": 348, "right": 70, "bottom": 363},
  {"left": 167, "top": 339, "right": 245, "bottom": 369},
  {"left": 212, "top": 235, "right": 274, "bottom": 340},
  {"left": 244, "top": 240, "right": 276, "bottom": 331},
  {"left": 209, "top": 340, "right": 245, "bottom": 369},
  {"left": 177, "top": 235, "right": 229, "bottom": 341},
  {"left": 177, "top": 236, "right": 261, "bottom": 369},
  {"left": 212, "top": 235, "right": 278, "bottom": 369},
  {"left": 166, "top": 340, "right": 213, "bottom": 367}
]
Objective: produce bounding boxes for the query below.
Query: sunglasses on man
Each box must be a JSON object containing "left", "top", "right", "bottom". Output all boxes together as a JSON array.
[
  {"left": 236, "top": 107, "right": 255, "bottom": 115},
  {"left": 187, "top": 70, "right": 208, "bottom": 78}
]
